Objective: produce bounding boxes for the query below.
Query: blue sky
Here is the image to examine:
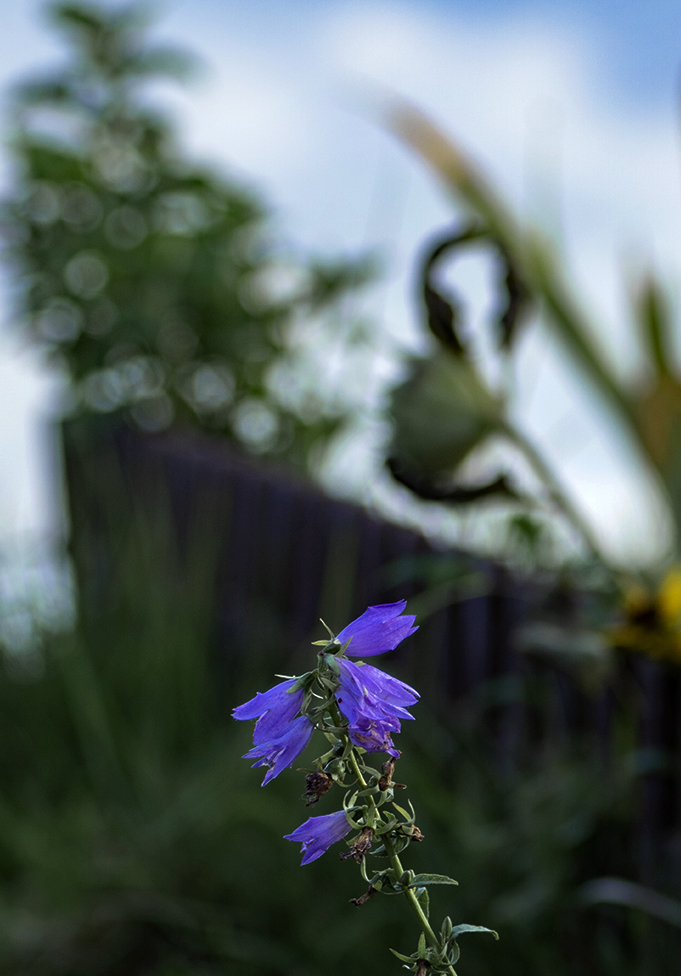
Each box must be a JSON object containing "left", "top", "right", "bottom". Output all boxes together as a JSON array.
[
  {"left": 401, "top": 0, "right": 681, "bottom": 103},
  {"left": 179, "top": 0, "right": 681, "bottom": 104},
  {"left": 1, "top": 0, "right": 681, "bottom": 564}
]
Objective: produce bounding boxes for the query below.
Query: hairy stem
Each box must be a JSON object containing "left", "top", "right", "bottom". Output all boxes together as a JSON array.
[{"left": 341, "top": 720, "right": 458, "bottom": 975}]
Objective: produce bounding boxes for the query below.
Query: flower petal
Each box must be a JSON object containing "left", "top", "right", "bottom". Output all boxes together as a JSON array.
[
  {"left": 233, "top": 678, "right": 301, "bottom": 724},
  {"left": 355, "top": 663, "right": 419, "bottom": 707},
  {"left": 348, "top": 718, "right": 400, "bottom": 757},
  {"left": 336, "top": 658, "right": 418, "bottom": 756},
  {"left": 234, "top": 678, "right": 311, "bottom": 785},
  {"left": 244, "top": 715, "right": 313, "bottom": 785},
  {"left": 284, "top": 810, "right": 353, "bottom": 864},
  {"left": 337, "top": 601, "right": 418, "bottom": 657}
]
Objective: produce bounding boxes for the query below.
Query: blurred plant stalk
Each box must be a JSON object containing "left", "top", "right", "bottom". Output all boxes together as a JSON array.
[{"left": 386, "top": 102, "right": 681, "bottom": 587}]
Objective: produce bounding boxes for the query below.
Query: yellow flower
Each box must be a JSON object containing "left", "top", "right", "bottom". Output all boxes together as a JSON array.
[{"left": 610, "top": 566, "right": 681, "bottom": 662}]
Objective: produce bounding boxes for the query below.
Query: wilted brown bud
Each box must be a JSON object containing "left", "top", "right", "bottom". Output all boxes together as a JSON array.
[
  {"left": 379, "top": 757, "right": 396, "bottom": 790},
  {"left": 379, "top": 756, "right": 406, "bottom": 791},
  {"left": 415, "top": 961, "right": 429, "bottom": 975},
  {"left": 409, "top": 825, "right": 425, "bottom": 843},
  {"left": 341, "top": 826, "right": 374, "bottom": 863},
  {"left": 303, "top": 770, "right": 333, "bottom": 806},
  {"left": 349, "top": 885, "right": 378, "bottom": 907}
]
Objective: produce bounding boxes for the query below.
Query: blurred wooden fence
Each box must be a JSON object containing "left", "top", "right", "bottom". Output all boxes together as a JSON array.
[{"left": 62, "top": 420, "right": 681, "bottom": 874}]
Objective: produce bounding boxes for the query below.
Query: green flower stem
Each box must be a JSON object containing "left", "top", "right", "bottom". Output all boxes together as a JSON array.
[{"left": 336, "top": 710, "right": 458, "bottom": 976}]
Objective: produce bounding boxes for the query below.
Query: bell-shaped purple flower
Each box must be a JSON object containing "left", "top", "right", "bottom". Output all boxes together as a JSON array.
[
  {"left": 233, "top": 679, "right": 313, "bottom": 785},
  {"left": 336, "top": 658, "right": 419, "bottom": 757},
  {"left": 336, "top": 600, "right": 418, "bottom": 658},
  {"left": 284, "top": 810, "right": 353, "bottom": 864}
]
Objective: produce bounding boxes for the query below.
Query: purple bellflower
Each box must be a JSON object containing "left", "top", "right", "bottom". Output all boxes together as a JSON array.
[
  {"left": 284, "top": 810, "right": 353, "bottom": 864},
  {"left": 336, "top": 658, "right": 419, "bottom": 756},
  {"left": 233, "top": 679, "right": 313, "bottom": 785},
  {"left": 336, "top": 600, "right": 417, "bottom": 657}
]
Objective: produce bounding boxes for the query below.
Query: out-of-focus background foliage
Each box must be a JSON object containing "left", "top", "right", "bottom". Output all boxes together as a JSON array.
[
  {"left": 2, "top": 2, "right": 373, "bottom": 469},
  {"left": 1, "top": 2, "right": 681, "bottom": 976}
]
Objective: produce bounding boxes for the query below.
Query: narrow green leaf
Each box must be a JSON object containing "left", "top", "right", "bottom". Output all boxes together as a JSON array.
[
  {"left": 409, "top": 873, "right": 459, "bottom": 887},
  {"left": 451, "top": 924, "right": 499, "bottom": 940},
  {"left": 417, "top": 932, "right": 427, "bottom": 958},
  {"left": 636, "top": 275, "right": 672, "bottom": 377}
]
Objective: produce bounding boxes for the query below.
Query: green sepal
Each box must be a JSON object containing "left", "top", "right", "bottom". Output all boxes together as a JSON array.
[
  {"left": 375, "top": 816, "right": 398, "bottom": 835},
  {"left": 417, "top": 933, "right": 427, "bottom": 958},
  {"left": 322, "top": 723, "right": 348, "bottom": 737},
  {"left": 393, "top": 800, "right": 417, "bottom": 824},
  {"left": 341, "top": 792, "right": 366, "bottom": 831},
  {"left": 322, "top": 757, "right": 346, "bottom": 779},
  {"left": 356, "top": 785, "right": 380, "bottom": 797},
  {"left": 344, "top": 789, "right": 358, "bottom": 808},
  {"left": 389, "top": 948, "right": 416, "bottom": 965},
  {"left": 318, "top": 619, "right": 336, "bottom": 641},
  {"left": 342, "top": 813, "right": 365, "bottom": 831},
  {"left": 362, "top": 862, "right": 395, "bottom": 888},
  {"left": 294, "top": 672, "right": 317, "bottom": 692},
  {"left": 426, "top": 944, "right": 446, "bottom": 966},
  {"left": 368, "top": 868, "right": 401, "bottom": 892},
  {"left": 317, "top": 747, "right": 337, "bottom": 765},
  {"left": 311, "top": 640, "right": 331, "bottom": 646},
  {"left": 408, "top": 873, "right": 459, "bottom": 887},
  {"left": 320, "top": 653, "right": 340, "bottom": 676}
]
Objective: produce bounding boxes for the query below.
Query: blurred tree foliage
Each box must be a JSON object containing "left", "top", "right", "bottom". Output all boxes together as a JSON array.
[{"left": 1, "top": 1, "right": 373, "bottom": 468}]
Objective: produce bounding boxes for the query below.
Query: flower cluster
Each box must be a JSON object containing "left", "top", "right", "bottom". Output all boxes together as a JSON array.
[
  {"left": 233, "top": 599, "right": 497, "bottom": 975},
  {"left": 233, "top": 600, "right": 417, "bottom": 783}
]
